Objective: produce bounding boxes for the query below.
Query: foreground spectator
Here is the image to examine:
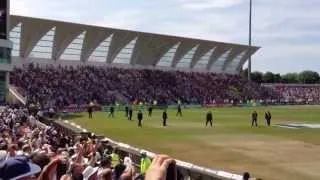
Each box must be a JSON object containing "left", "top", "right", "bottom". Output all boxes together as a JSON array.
[
  {"left": 0, "top": 106, "right": 179, "bottom": 180},
  {"left": 0, "top": 156, "right": 41, "bottom": 180}
]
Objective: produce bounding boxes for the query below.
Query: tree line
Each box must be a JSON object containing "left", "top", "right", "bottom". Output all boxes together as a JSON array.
[{"left": 241, "top": 69, "right": 320, "bottom": 84}]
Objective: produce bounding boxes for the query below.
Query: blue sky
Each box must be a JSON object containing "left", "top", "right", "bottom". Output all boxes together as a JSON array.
[{"left": 11, "top": 0, "right": 320, "bottom": 74}]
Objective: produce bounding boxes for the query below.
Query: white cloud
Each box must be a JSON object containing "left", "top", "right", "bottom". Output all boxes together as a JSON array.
[
  {"left": 178, "top": 0, "right": 243, "bottom": 10},
  {"left": 93, "top": 9, "right": 144, "bottom": 30},
  {"left": 8, "top": 0, "right": 320, "bottom": 73}
]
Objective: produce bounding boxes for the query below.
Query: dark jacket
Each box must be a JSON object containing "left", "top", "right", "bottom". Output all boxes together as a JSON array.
[
  {"left": 252, "top": 112, "right": 258, "bottom": 120},
  {"left": 138, "top": 112, "right": 143, "bottom": 120},
  {"left": 206, "top": 112, "right": 213, "bottom": 121},
  {"left": 162, "top": 112, "right": 167, "bottom": 119},
  {"left": 265, "top": 112, "right": 271, "bottom": 120}
]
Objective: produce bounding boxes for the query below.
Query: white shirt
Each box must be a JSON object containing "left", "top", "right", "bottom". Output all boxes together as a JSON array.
[{"left": 124, "top": 156, "right": 133, "bottom": 169}]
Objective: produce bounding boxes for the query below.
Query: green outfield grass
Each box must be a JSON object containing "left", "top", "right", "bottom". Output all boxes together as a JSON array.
[{"left": 67, "top": 106, "right": 320, "bottom": 180}]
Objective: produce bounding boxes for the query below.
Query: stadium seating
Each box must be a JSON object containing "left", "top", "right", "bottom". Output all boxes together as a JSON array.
[
  {"left": 10, "top": 64, "right": 277, "bottom": 107},
  {"left": 264, "top": 84, "right": 320, "bottom": 104}
]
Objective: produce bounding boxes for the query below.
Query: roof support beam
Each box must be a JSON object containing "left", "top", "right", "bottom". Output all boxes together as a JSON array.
[
  {"left": 236, "top": 47, "right": 260, "bottom": 71},
  {"left": 130, "top": 34, "right": 153, "bottom": 65},
  {"left": 106, "top": 31, "right": 138, "bottom": 64},
  {"left": 9, "top": 16, "right": 20, "bottom": 31},
  {"left": 152, "top": 40, "right": 180, "bottom": 66},
  {"left": 222, "top": 47, "right": 247, "bottom": 72},
  {"left": 52, "top": 23, "right": 84, "bottom": 60},
  {"left": 206, "top": 46, "right": 230, "bottom": 70},
  {"left": 190, "top": 43, "right": 214, "bottom": 68},
  {"left": 171, "top": 41, "right": 198, "bottom": 68},
  {"left": 19, "top": 19, "right": 53, "bottom": 58},
  {"left": 81, "top": 28, "right": 111, "bottom": 62}
]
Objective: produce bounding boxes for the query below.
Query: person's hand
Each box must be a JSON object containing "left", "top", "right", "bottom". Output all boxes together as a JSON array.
[
  {"left": 37, "top": 155, "right": 67, "bottom": 180},
  {"left": 145, "top": 155, "right": 175, "bottom": 180}
]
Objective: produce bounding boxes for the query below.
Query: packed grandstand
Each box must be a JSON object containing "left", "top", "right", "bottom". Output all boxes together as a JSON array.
[
  {"left": 9, "top": 64, "right": 320, "bottom": 109},
  {"left": 10, "top": 64, "right": 279, "bottom": 107}
]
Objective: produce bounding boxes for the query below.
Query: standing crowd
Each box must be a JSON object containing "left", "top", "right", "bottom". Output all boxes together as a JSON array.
[{"left": 0, "top": 106, "right": 174, "bottom": 180}]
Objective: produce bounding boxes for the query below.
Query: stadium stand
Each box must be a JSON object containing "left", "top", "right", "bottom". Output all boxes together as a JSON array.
[
  {"left": 10, "top": 64, "right": 278, "bottom": 107},
  {"left": 263, "top": 84, "right": 320, "bottom": 104}
]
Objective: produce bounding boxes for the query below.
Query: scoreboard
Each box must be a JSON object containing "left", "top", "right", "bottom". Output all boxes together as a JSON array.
[{"left": 0, "top": 0, "right": 7, "bottom": 40}]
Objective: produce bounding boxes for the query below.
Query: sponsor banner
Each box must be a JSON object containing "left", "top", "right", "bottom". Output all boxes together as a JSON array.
[
  {"left": 185, "top": 104, "right": 202, "bottom": 109},
  {"left": 62, "top": 105, "right": 101, "bottom": 113},
  {"left": 203, "top": 104, "right": 233, "bottom": 108},
  {"left": 103, "top": 105, "right": 146, "bottom": 112}
]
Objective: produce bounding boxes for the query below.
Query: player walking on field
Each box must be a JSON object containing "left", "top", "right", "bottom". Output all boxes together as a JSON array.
[
  {"left": 128, "top": 107, "right": 133, "bottom": 121},
  {"left": 176, "top": 104, "right": 182, "bottom": 117},
  {"left": 206, "top": 111, "right": 213, "bottom": 127},
  {"left": 251, "top": 111, "right": 258, "bottom": 127},
  {"left": 108, "top": 105, "right": 115, "bottom": 118},
  {"left": 265, "top": 111, "right": 272, "bottom": 126},
  {"left": 162, "top": 109, "right": 168, "bottom": 126},
  {"left": 125, "top": 105, "right": 129, "bottom": 117},
  {"left": 137, "top": 110, "right": 143, "bottom": 127},
  {"left": 148, "top": 106, "right": 153, "bottom": 117}
]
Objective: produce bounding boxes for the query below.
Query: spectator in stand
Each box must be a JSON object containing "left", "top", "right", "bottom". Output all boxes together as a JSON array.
[
  {"left": 267, "top": 84, "right": 320, "bottom": 104},
  {"left": 10, "top": 63, "right": 278, "bottom": 108},
  {"left": 137, "top": 110, "right": 143, "bottom": 127},
  {"left": 0, "top": 156, "right": 41, "bottom": 180},
  {"left": 140, "top": 152, "right": 152, "bottom": 178},
  {"left": 0, "top": 106, "right": 160, "bottom": 180}
]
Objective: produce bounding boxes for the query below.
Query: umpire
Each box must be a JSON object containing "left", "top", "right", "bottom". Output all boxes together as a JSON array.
[
  {"left": 137, "top": 110, "right": 143, "bottom": 127},
  {"left": 162, "top": 109, "right": 168, "bottom": 126},
  {"left": 252, "top": 111, "right": 258, "bottom": 127},
  {"left": 206, "top": 111, "right": 213, "bottom": 127}
]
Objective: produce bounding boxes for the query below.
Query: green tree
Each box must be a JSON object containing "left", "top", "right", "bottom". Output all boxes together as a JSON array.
[
  {"left": 262, "top": 72, "right": 275, "bottom": 83},
  {"left": 281, "top": 73, "right": 299, "bottom": 83},
  {"left": 298, "top": 71, "right": 320, "bottom": 84},
  {"left": 273, "top": 73, "right": 282, "bottom": 83},
  {"left": 251, "top": 71, "right": 263, "bottom": 83}
]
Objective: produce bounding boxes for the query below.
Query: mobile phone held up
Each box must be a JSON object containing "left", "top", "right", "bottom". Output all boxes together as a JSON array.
[{"left": 166, "top": 161, "right": 177, "bottom": 180}]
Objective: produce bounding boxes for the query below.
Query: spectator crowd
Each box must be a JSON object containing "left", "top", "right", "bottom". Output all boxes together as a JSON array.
[
  {"left": 0, "top": 106, "right": 173, "bottom": 180},
  {"left": 10, "top": 64, "right": 277, "bottom": 107},
  {"left": 264, "top": 84, "right": 320, "bottom": 104}
]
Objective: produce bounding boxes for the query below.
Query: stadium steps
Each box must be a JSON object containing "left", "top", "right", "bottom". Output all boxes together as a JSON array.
[{"left": 8, "top": 85, "right": 27, "bottom": 105}]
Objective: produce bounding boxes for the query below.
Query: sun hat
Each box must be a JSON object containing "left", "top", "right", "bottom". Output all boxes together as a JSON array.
[{"left": 0, "top": 156, "right": 41, "bottom": 180}]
